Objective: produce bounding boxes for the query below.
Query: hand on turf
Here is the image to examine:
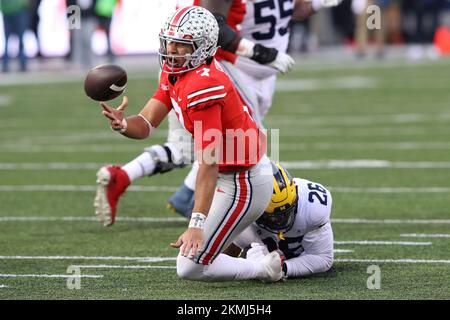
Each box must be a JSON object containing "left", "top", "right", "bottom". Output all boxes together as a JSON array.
[
  {"left": 100, "top": 96, "right": 128, "bottom": 131},
  {"left": 171, "top": 228, "right": 204, "bottom": 258}
]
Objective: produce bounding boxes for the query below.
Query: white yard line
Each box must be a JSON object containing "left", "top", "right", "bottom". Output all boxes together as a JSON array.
[
  {"left": 2, "top": 138, "right": 450, "bottom": 154},
  {"left": 0, "top": 96, "right": 12, "bottom": 107},
  {"left": 268, "top": 113, "right": 450, "bottom": 127},
  {"left": 330, "top": 187, "right": 450, "bottom": 193},
  {"left": 74, "top": 265, "right": 176, "bottom": 270},
  {"left": 0, "top": 256, "right": 178, "bottom": 262},
  {"left": 0, "top": 274, "right": 103, "bottom": 278},
  {"left": 283, "top": 160, "right": 450, "bottom": 169},
  {"left": 333, "top": 250, "right": 354, "bottom": 253},
  {"left": 281, "top": 142, "right": 450, "bottom": 151},
  {"left": 332, "top": 218, "right": 450, "bottom": 224},
  {"left": 1, "top": 217, "right": 449, "bottom": 224},
  {"left": 334, "top": 241, "right": 432, "bottom": 246},
  {"left": 0, "top": 285, "right": 8, "bottom": 288},
  {"left": 0, "top": 185, "right": 179, "bottom": 192},
  {"left": 0, "top": 185, "right": 449, "bottom": 193},
  {"left": 278, "top": 127, "right": 450, "bottom": 138},
  {"left": 0, "top": 216, "right": 185, "bottom": 222},
  {"left": 335, "top": 259, "right": 450, "bottom": 264},
  {"left": 275, "top": 77, "right": 377, "bottom": 92},
  {"left": 2, "top": 160, "right": 450, "bottom": 171},
  {"left": 0, "top": 145, "right": 145, "bottom": 153},
  {"left": 0, "top": 163, "right": 103, "bottom": 170},
  {"left": 400, "top": 234, "right": 450, "bottom": 238}
]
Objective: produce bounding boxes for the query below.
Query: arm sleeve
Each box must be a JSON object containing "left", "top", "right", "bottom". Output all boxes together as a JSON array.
[{"left": 285, "top": 222, "right": 334, "bottom": 278}]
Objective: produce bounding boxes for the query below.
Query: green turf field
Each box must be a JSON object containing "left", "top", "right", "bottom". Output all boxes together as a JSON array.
[{"left": 1, "top": 58, "right": 449, "bottom": 300}]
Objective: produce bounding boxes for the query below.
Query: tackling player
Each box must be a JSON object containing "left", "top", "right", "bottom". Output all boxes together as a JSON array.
[
  {"left": 232, "top": 161, "right": 334, "bottom": 279},
  {"left": 99, "top": 6, "right": 283, "bottom": 282}
]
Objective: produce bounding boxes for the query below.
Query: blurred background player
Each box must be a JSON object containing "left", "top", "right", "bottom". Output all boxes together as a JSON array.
[
  {"left": 30, "top": 0, "right": 42, "bottom": 59},
  {"left": 1, "top": 0, "right": 30, "bottom": 73},
  {"left": 230, "top": 162, "right": 334, "bottom": 279},
  {"left": 353, "top": 0, "right": 388, "bottom": 59},
  {"left": 66, "top": 0, "right": 99, "bottom": 69},
  {"left": 95, "top": 0, "right": 117, "bottom": 63},
  {"left": 94, "top": 0, "right": 343, "bottom": 226},
  {"left": 99, "top": 6, "right": 281, "bottom": 282}
]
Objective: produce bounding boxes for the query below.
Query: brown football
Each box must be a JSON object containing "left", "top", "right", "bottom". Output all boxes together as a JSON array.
[{"left": 84, "top": 64, "right": 127, "bottom": 101}]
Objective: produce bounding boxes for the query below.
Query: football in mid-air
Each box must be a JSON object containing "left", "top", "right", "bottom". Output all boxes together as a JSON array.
[{"left": 84, "top": 64, "right": 127, "bottom": 101}]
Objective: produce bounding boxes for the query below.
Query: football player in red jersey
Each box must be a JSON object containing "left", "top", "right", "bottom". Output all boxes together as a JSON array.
[
  {"left": 100, "top": 6, "right": 283, "bottom": 282},
  {"left": 94, "top": 0, "right": 343, "bottom": 226}
]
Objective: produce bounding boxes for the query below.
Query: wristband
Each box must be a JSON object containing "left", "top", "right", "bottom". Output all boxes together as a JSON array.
[
  {"left": 138, "top": 114, "right": 155, "bottom": 138},
  {"left": 236, "top": 38, "right": 255, "bottom": 58},
  {"left": 189, "top": 212, "right": 207, "bottom": 229}
]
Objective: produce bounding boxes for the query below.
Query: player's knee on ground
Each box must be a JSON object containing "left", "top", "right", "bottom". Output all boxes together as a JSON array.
[
  {"left": 322, "top": 254, "right": 334, "bottom": 273},
  {"left": 176, "top": 255, "right": 207, "bottom": 281}
]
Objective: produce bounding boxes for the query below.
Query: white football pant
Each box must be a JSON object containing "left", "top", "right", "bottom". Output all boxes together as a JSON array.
[{"left": 176, "top": 155, "right": 273, "bottom": 281}]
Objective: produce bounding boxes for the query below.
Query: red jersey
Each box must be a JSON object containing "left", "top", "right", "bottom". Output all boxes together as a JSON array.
[
  {"left": 153, "top": 60, "right": 265, "bottom": 173},
  {"left": 176, "top": 0, "right": 246, "bottom": 63}
]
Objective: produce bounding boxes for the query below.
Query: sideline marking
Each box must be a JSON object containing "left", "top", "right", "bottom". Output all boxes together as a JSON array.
[
  {"left": 0, "top": 256, "right": 178, "bottom": 262},
  {"left": 0, "top": 274, "right": 103, "bottom": 278},
  {"left": 335, "top": 259, "right": 450, "bottom": 264},
  {"left": 334, "top": 241, "right": 432, "bottom": 246}
]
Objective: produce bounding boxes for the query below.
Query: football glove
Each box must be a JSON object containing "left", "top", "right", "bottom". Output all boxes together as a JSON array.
[
  {"left": 236, "top": 38, "right": 295, "bottom": 74},
  {"left": 246, "top": 242, "right": 269, "bottom": 262},
  {"left": 312, "top": 0, "right": 344, "bottom": 11},
  {"left": 267, "top": 50, "right": 295, "bottom": 74},
  {"left": 351, "top": 0, "right": 368, "bottom": 14}
]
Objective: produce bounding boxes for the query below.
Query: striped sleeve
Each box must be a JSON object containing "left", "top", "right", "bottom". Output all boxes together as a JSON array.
[
  {"left": 186, "top": 84, "right": 227, "bottom": 110},
  {"left": 152, "top": 77, "right": 172, "bottom": 111}
]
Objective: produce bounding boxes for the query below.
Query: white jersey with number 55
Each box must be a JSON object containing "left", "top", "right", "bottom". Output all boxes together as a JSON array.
[{"left": 238, "top": 0, "right": 295, "bottom": 78}]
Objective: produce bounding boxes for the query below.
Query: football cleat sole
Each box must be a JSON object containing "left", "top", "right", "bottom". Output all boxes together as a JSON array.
[{"left": 94, "top": 167, "right": 113, "bottom": 227}]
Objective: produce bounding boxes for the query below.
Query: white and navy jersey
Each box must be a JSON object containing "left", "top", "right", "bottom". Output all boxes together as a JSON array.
[
  {"left": 235, "top": 178, "right": 333, "bottom": 260},
  {"left": 237, "top": 0, "right": 294, "bottom": 78}
]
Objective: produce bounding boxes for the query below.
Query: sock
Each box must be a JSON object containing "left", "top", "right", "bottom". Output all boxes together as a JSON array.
[
  {"left": 183, "top": 160, "right": 199, "bottom": 191},
  {"left": 204, "top": 253, "right": 265, "bottom": 281},
  {"left": 121, "top": 151, "right": 158, "bottom": 182}
]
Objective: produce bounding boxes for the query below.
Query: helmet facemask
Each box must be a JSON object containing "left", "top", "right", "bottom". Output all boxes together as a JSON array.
[{"left": 159, "top": 35, "right": 209, "bottom": 74}]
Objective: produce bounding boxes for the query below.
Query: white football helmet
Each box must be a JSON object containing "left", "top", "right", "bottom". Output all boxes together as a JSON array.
[{"left": 159, "top": 6, "right": 219, "bottom": 74}]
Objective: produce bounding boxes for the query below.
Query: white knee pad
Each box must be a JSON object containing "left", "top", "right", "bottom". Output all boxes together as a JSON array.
[
  {"left": 176, "top": 254, "right": 207, "bottom": 281},
  {"left": 143, "top": 144, "right": 185, "bottom": 175}
]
